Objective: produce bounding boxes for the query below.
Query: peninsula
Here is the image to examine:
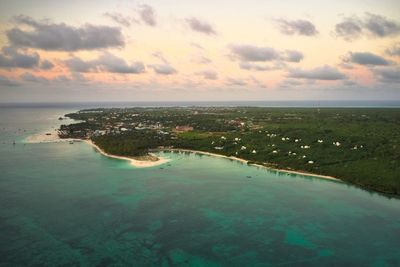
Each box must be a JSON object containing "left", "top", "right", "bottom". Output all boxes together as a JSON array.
[{"left": 59, "top": 107, "right": 400, "bottom": 195}]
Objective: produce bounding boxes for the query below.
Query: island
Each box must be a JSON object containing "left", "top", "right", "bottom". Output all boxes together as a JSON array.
[{"left": 59, "top": 107, "right": 400, "bottom": 195}]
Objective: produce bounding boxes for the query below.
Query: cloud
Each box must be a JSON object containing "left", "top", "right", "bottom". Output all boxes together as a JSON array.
[
  {"left": 248, "top": 75, "right": 267, "bottom": 88},
  {"left": 335, "top": 13, "right": 400, "bottom": 41},
  {"left": 149, "top": 64, "right": 177, "bottom": 75},
  {"left": 65, "top": 57, "right": 92, "bottom": 72},
  {"left": 192, "top": 55, "right": 212, "bottom": 64},
  {"left": 372, "top": 67, "right": 400, "bottom": 83},
  {"left": 53, "top": 75, "right": 71, "bottom": 82},
  {"left": 229, "top": 45, "right": 279, "bottom": 62},
  {"left": 7, "top": 15, "right": 124, "bottom": 51},
  {"left": 386, "top": 43, "right": 400, "bottom": 57},
  {"left": 148, "top": 52, "right": 176, "bottom": 75},
  {"left": 338, "top": 62, "right": 355, "bottom": 70},
  {"left": 0, "top": 75, "right": 19, "bottom": 86},
  {"left": 152, "top": 51, "right": 169, "bottom": 64},
  {"left": 275, "top": 19, "right": 318, "bottom": 36},
  {"left": 364, "top": 13, "right": 400, "bottom": 37},
  {"left": 239, "top": 62, "right": 274, "bottom": 71},
  {"left": 229, "top": 45, "right": 303, "bottom": 71},
  {"left": 70, "top": 72, "right": 87, "bottom": 83},
  {"left": 196, "top": 70, "right": 218, "bottom": 80},
  {"left": 226, "top": 77, "right": 247, "bottom": 86},
  {"left": 186, "top": 17, "right": 216, "bottom": 35},
  {"left": 65, "top": 53, "right": 145, "bottom": 74},
  {"left": 344, "top": 52, "right": 391, "bottom": 66},
  {"left": 283, "top": 50, "right": 304, "bottom": 62},
  {"left": 96, "top": 53, "right": 145, "bottom": 73},
  {"left": 20, "top": 72, "right": 48, "bottom": 83},
  {"left": 280, "top": 78, "right": 304, "bottom": 88},
  {"left": 0, "top": 46, "right": 39, "bottom": 69},
  {"left": 343, "top": 80, "right": 358, "bottom": 87},
  {"left": 104, "top": 12, "right": 133, "bottom": 27},
  {"left": 40, "top": 60, "right": 54, "bottom": 70},
  {"left": 139, "top": 4, "right": 156, "bottom": 26},
  {"left": 334, "top": 17, "right": 363, "bottom": 41},
  {"left": 19, "top": 71, "right": 88, "bottom": 84},
  {"left": 288, "top": 65, "right": 346, "bottom": 80},
  {"left": 190, "top": 42, "right": 204, "bottom": 50}
]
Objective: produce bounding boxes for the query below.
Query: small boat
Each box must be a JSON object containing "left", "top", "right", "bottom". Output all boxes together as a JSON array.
[{"left": 45, "top": 133, "right": 52, "bottom": 136}]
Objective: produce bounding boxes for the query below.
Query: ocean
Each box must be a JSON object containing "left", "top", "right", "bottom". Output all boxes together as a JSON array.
[
  {"left": 1, "top": 100, "right": 400, "bottom": 108},
  {"left": 0, "top": 106, "right": 399, "bottom": 266}
]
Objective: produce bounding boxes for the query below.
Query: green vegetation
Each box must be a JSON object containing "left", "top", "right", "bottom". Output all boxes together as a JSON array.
[{"left": 60, "top": 107, "right": 400, "bottom": 195}]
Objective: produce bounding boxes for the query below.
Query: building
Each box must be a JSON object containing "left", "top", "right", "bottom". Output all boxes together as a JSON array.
[{"left": 175, "top": 126, "right": 194, "bottom": 132}]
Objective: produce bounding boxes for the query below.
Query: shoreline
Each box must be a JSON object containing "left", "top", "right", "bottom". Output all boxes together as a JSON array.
[
  {"left": 24, "top": 131, "right": 170, "bottom": 168},
  {"left": 25, "top": 131, "right": 340, "bottom": 180},
  {"left": 85, "top": 140, "right": 170, "bottom": 168},
  {"left": 24, "top": 131, "right": 81, "bottom": 144},
  {"left": 160, "top": 148, "right": 341, "bottom": 182}
]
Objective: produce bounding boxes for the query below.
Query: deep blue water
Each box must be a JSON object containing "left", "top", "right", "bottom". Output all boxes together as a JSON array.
[{"left": 0, "top": 107, "right": 399, "bottom": 266}]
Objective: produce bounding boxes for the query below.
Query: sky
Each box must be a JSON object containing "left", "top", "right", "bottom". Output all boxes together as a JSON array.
[{"left": 0, "top": 0, "right": 399, "bottom": 102}]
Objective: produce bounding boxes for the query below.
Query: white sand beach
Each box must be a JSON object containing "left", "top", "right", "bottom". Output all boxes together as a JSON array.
[
  {"left": 162, "top": 148, "right": 341, "bottom": 182},
  {"left": 86, "top": 140, "right": 170, "bottom": 168},
  {"left": 25, "top": 130, "right": 169, "bottom": 168}
]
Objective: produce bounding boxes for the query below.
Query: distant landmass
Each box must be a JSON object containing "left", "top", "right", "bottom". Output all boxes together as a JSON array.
[{"left": 1, "top": 100, "right": 400, "bottom": 109}]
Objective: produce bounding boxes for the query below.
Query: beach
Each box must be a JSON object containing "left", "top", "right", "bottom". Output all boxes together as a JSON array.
[
  {"left": 86, "top": 140, "right": 170, "bottom": 168},
  {"left": 25, "top": 131, "right": 170, "bottom": 168},
  {"left": 161, "top": 148, "right": 341, "bottom": 182}
]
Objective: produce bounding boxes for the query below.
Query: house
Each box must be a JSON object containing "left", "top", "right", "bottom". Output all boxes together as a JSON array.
[{"left": 175, "top": 126, "right": 194, "bottom": 132}]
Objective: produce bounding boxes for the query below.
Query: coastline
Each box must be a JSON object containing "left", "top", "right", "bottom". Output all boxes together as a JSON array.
[
  {"left": 24, "top": 131, "right": 170, "bottom": 168},
  {"left": 85, "top": 140, "right": 170, "bottom": 168},
  {"left": 160, "top": 148, "right": 341, "bottom": 182},
  {"left": 24, "top": 130, "right": 81, "bottom": 144},
  {"left": 25, "top": 131, "right": 340, "bottom": 180}
]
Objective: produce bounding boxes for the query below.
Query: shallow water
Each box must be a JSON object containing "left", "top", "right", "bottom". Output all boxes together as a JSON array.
[{"left": 0, "top": 107, "right": 399, "bottom": 266}]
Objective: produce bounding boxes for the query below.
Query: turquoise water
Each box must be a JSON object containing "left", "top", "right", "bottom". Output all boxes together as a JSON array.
[{"left": 0, "top": 108, "right": 399, "bottom": 266}]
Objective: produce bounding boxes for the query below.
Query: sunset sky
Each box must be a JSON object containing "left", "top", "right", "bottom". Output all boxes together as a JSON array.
[{"left": 0, "top": 0, "right": 399, "bottom": 102}]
